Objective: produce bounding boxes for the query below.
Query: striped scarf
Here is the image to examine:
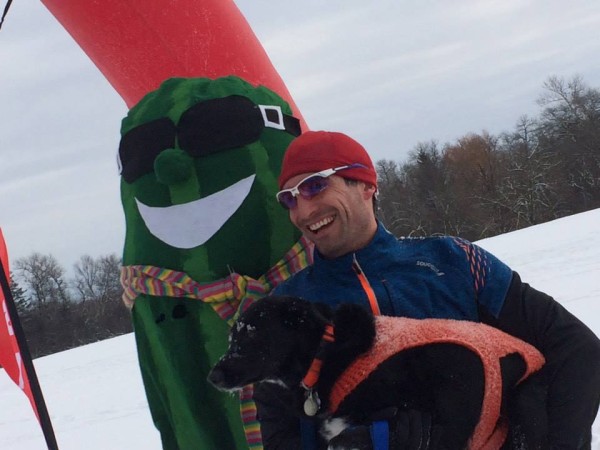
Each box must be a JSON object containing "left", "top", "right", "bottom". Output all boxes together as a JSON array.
[{"left": 120, "top": 236, "right": 314, "bottom": 449}]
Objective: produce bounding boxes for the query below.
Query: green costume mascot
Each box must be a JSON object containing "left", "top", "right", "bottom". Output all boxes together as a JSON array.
[
  {"left": 40, "top": 2, "right": 311, "bottom": 448},
  {"left": 118, "top": 76, "right": 312, "bottom": 449}
]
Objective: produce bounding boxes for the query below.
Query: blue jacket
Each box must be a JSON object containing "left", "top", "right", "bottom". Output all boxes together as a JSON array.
[{"left": 273, "top": 222, "right": 513, "bottom": 321}]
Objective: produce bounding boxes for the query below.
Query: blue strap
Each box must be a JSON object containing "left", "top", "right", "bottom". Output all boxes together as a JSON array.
[
  {"left": 300, "top": 418, "right": 318, "bottom": 450},
  {"left": 370, "top": 420, "right": 389, "bottom": 450}
]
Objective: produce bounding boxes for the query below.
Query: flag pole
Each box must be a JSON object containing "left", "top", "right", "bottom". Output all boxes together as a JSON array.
[{"left": 0, "top": 264, "right": 60, "bottom": 450}]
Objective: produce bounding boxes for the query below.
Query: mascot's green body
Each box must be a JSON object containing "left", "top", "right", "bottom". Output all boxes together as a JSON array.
[{"left": 118, "top": 76, "right": 309, "bottom": 449}]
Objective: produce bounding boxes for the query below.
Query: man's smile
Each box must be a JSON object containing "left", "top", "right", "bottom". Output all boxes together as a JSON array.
[
  {"left": 135, "top": 175, "right": 255, "bottom": 249},
  {"left": 308, "top": 215, "right": 335, "bottom": 233}
]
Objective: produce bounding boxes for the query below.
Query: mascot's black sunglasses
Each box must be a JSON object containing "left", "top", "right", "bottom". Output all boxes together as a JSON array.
[{"left": 118, "top": 95, "right": 301, "bottom": 183}]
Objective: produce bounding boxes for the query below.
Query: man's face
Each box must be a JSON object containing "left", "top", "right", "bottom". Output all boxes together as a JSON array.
[{"left": 283, "top": 173, "right": 377, "bottom": 258}]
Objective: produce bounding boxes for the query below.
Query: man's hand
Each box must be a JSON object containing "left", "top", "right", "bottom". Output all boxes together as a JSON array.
[{"left": 390, "top": 409, "right": 438, "bottom": 449}]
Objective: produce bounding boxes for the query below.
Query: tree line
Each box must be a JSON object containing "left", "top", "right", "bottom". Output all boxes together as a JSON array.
[
  {"left": 6, "top": 75, "right": 599, "bottom": 358},
  {"left": 376, "top": 76, "right": 600, "bottom": 241},
  {"left": 9, "top": 253, "right": 132, "bottom": 358}
]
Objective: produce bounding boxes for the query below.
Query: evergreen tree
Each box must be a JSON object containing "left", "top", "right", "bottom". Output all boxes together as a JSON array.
[{"left": 9, "top": 271, "right": 31, "bottom": 314}]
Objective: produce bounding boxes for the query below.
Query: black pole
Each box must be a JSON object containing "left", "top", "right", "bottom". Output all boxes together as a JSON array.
[
  {"left": 0, "top": 0, "right": 13, "bottom": 31},
  {"left": 0, "top": 267, "right": 60, "bottom": 450}
]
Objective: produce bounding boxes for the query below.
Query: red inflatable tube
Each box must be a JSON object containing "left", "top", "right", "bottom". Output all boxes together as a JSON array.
[{"left": 41, "top": 0, "right": 308, "bottom": 130}]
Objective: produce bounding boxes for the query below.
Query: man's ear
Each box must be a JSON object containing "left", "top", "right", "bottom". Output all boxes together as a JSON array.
[{"left": 361, "top": 183, "right": 377, "bottom": 200}]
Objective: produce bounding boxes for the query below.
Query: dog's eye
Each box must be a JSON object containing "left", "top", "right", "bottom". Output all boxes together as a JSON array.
[{"left": 226, "top": 322, "right": 267, "bottom": 360}]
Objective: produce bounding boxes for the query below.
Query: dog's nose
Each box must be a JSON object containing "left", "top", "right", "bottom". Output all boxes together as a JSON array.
[{"left": 208, "top": 366, "right": 225, "bottom": 387}]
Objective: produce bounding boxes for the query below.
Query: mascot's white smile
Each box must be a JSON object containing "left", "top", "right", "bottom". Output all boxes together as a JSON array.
[{"left": 135, "top": 175, "right": 255, "bottom": 249}]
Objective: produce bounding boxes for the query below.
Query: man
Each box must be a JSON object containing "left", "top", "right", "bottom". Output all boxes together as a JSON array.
[{"left": 253, "top": 130, "right": 600, "bottom": 449}]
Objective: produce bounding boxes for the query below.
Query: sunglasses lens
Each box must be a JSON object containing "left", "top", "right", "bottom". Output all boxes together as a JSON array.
[
  {"left": 276, "top": 175, "right": 331, "bottom": 210},
  {"left": 178, "top": 95, "right": 263, "bottom": 156},
  {"left": 118, "top": 117, "right": 177, "bottom": 183},
  {"left": 277, "top": 191, "right": 297, "bottom": 210},
  {"left": 298, "top": 176, "right": 329, "bottom": 198}
]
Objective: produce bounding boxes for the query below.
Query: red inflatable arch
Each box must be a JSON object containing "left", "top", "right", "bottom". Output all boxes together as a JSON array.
[{"left": 41, "top": 0, "right": 307, "bottom": 130}]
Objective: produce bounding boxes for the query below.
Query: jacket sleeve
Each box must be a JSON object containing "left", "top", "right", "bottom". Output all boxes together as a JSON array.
[
  {"left": 479, "top": 271, "right": 600, "bottom": 448},
  {"left": 253, "top": 382, "right": 303, "bottom": 450}
]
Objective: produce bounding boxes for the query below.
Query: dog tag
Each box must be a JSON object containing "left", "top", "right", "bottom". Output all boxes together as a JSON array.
[{"left": 303, "top": 390, "right": 320, "bottom": 416}]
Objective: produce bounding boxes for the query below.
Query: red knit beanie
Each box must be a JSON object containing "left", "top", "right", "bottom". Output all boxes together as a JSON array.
[{"left": 278, "top": 131, "right": 377, "bottom": 189}]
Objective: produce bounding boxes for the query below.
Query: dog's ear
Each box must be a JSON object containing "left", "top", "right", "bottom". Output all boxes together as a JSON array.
[
  {"left": 332, "top": 304, "right": 376, "bottom": 353},
  {"left": 312, "top": 302, "right": 334, "bottom": 323}
]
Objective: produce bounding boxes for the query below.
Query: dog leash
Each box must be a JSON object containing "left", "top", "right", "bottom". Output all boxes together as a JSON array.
[
  {"left": 300, "top": 254, "right": 384, "bottom": 448},
  {"left": 300, "top": 319, "right": 391, "bottom": 450},
  {"left": 300, "top": 323, "right": 335, "bottom": 416}
]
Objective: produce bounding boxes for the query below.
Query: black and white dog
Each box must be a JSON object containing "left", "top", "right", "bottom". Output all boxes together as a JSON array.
[{"left": 208, "top": 296, "right": 546, "bottom": 449}]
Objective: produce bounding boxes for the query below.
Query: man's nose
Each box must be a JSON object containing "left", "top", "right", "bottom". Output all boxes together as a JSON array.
[{"left": 293, "top": 194, "right": 320, "bottom": 217}]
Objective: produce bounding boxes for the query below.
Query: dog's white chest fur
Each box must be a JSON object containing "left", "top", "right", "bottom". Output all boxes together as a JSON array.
[{"left": 321, "top": 417, "right": 352, "bottom": 448}]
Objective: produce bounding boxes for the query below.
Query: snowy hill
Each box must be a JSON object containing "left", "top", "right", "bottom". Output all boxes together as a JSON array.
[{"left": 1, "top": 209, "right": 599, "bottom": 449}]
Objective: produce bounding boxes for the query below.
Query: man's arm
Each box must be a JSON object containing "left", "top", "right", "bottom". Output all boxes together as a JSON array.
[{"left": 480, "top": 272, "right": 600, "bottom": 448}]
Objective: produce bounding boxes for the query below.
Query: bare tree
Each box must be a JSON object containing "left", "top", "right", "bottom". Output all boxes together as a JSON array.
[
  {"left": 376, "top": 159, "right": 408, "bottom": 233},
  {"left": 537, "top": 75, "right": 600, "bottom": 211},
  {"left": 538, "top": 75, "right": 600, "bottom": 146},
  {"left": 15, "top": 253, "right": 69, "bottom": 304},
  {"left": 73, "top": 255, "right": 98, "bottom": 302},
  {"left": 13, "top": 252, "right": 130, "bottom": 358},
  {"left": 72, "top": 253, "right": 122, "bottom": 302},
  {"left": 443, "top": 132, "right": 503, "bottom": 238}
]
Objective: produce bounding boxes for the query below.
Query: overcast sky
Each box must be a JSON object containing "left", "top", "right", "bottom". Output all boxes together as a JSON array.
[{"left": 1, "top": 0, "right": 600, "bottom": 270}]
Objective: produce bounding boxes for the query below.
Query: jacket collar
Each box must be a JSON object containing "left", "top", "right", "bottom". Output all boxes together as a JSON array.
[{"left": 311, "top": 221, "right": 397, "bottom": 271}]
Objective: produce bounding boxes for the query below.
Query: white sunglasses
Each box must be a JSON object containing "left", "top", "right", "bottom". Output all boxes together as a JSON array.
[{"left": 276, "top": 163, "right": 366, "bottom": 209}]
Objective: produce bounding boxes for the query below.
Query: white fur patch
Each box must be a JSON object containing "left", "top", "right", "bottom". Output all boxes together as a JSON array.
[
  {"left": 214, "top": 385, "right": 243, "bottom": 394},
  {"left": 320, "top": 417, "right": 350, "bottom": 442},
  {"left": 235, "top": 320, "right": 256, "bottom": 333},
  {"left": 261, "top": 378, "right": 288, "bottom": 388}
]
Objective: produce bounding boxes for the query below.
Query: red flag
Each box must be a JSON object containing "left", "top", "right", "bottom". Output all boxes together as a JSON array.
[
  {"left": 0, "top": 230, "right": 31, "bottom": 408},
  {"left": 0, "top": 228, "right": 59, "bottom": 450}
]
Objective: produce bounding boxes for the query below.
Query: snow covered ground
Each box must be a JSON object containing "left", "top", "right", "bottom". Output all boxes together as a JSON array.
[{"left": 1, "top": 209, "right": 599, "bottom": 449}]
